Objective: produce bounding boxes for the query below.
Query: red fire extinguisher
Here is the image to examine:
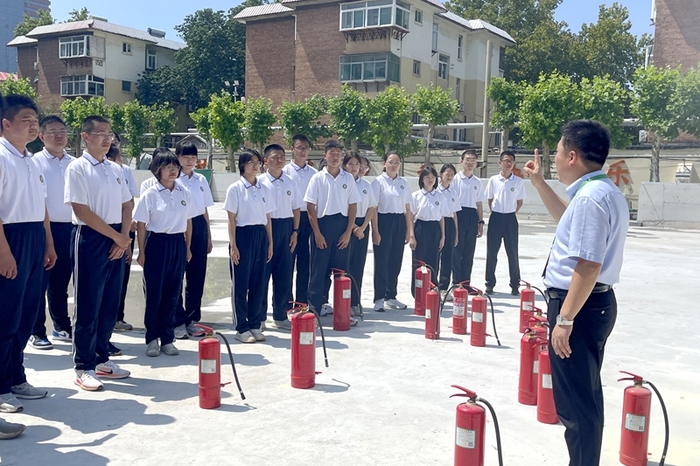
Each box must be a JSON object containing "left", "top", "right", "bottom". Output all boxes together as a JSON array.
[
  {"left": 289, "top": 303, "right": 329, "bottom": 389},
  {"left": 425, "top": 282, "right": 440, "bottom": 340},
  {"left": 196, "top": 324, "right": 245, "bottom": 409},
  {"left": 519, "top": 280, "right": 536, "bottom": 333},
  {"left": 536, "top": 349, "right": 559, "bottom": 424},
  {"left": 450, "top": 385, "right": 504, "bottom": 466},
  {"left": 414, "top": 261, "right": 431, "bottom": 316},
  {"left": 331, "top": 268, "right": 352, "bottom": 331},
  {"left": 452, "top": 281, "right": 469, "bottom": 335},
  {"left": 618, "top": 371, "right": 670, "bottom": 466},
  {"left": 470, "top": 289, "right": 487, "bottom": 347},
  {"left": 518, "top": 329, "right": 547, "bottom": 405},
  {"left": 528, "top": 314, "right": 548, "bottom": 342}
]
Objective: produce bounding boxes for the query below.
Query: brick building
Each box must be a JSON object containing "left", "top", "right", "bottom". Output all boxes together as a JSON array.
[
  {"left": 652, "top": 0, "right": 700, "bottom": 71},
  {"left": 235, "top": 0, "right": 514, "bottom": 146}
]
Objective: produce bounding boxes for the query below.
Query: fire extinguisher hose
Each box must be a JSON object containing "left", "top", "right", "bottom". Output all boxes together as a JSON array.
[
  {"left": 308, "top": 309, "right": 330, "bottom": 368},
  {"left": 478, "top": 397, "right": 504, "bottom": 466},
  {"left": 483, "top": 294, "right": 501, "bottom": 347},
  {"left": 214, "top": 331, "right": 246, "bottom": 401},
  {"left": 530, "top": 285, "right": 548, "bottom": 309},
  {"left": 344, "top": 271, "right": 364, "bottom": 321},
  {"left": 645, "top": 380, "right": 670, "bottom": 466}
]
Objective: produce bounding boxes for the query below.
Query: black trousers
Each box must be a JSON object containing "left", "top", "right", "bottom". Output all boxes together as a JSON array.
[
  {"left": 263, "top": 218, "right": 294, "bottom": 322},
  {"left": 547, "top": 289, "right": 616, "bottom": 466},
  {"left": 33, "top": 222, "right": 73, "bottom": 337},
  {"left": 0, "top": 222, "right": 44, "bottom": 393},
  {"left": 308, "top": 214, "right": 350, "bottom": 312},
  {"left": 175, "top": 214, "right": 209, "bottom": 326},
  {"left": 438, "top": 216, "right": 456, "bottom": 290},
  {"left": 292, "top": 211, "right": 312, "bottom": 304},
  {"left": 143, "top": 233, "right": 186, "bottom": 345},
  {"left": 232, "top": 225, "right": 268, "bottom": 333},
  {"left": 373, "top": 213, "right": 406, "bottom": 302},
  {"left": 116, "top": 231, "right": 135, "bottom": 323},
  {"left": 411, "top": 220, "right": 441, "bottom": 297},
  {"left": 485, "top": 212, "right": 520, "bottom": 289},
  {"left": 72, "top": 224, "right": 125, "bottom": 371},
  {"left": 347, "top": 216, "right": 369, "bottom": 307},
  {"left": 452, "top": 207, "right": 478, "bottom": 284}
]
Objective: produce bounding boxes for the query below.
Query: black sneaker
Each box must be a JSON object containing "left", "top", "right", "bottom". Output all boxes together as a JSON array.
[
  {"left": 485, "top": 287, "right": 494, "bottom": 295},
  {"left": 108, "top": 341, "right": 122, "bottom": 356},
  {"left": 511, "top": 288, "right": 520, "bottom": 296}
]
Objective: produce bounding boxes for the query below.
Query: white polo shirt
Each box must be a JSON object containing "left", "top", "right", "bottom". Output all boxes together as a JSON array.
[
  {"left": 0, "top": 137, "right": 45, "bottom": 224},
  {"left": 34, "top": 149, "right": 74, "bottom": 223},
  {"left": 133, "top": 182, "right": 196, "bottom": 234},
  {"left": 283, "top": 161, "right": 317, "bottom": 212},
  {"left": 544, "top": 171, "right": 629, "bottom": 289},
  {"left": 258, "top": 171, "right": 302, "bottom": 220},
  {"left": 371, "top": 172, "right": 411, "bottom": 214},
  {"left": 485, "top": 172, "right": 526, "bottom": 213},
  {"left": 411, "top": 189, "right": 445, "bottom": 222},
  {"left": 438, "top": 184, "right": 460, "bottom": 218},
  {"left": 140, "top": 176, "right": 158, "bottom": 194},
  {"left": 304, "top": 167, "right": 360, "bottom": 218},
  {"left": 224, "top": 177, "right": 275, "bottom": 226},
  {"left": 179, "top": 171, "right": 214, "bottom": 217},
  {"left": 123, "top": 165, "right": 139, "bottom": 198},
  {"left": 64, "top": 152, "right": 131, "bottom": 225},
  {"left": 355, "top": 177, "right": 377, "bottom": 218},
  {"left": 453, "top": 171, "right": 485, "bottom": 209}
]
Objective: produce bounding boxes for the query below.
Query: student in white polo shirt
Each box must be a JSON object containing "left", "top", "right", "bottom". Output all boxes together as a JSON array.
[
  {"left": 436, "top": 163, "right": 460, "bottom": 299},
  {"left": 304, "top": 140, "right": 360, "bottom": 320},
  {"left": 65, "top": 115, "right": 132, "bottom": 391},
  {"left": 0, "top": 94, "right": 55, "bottom": 413},
  {"left": 484, "top": 150, "right": 526, "bottom": 295},
  {"left": 29, "top": 115, "right": 74, "bottom": 350},
  {"left": 134, "top": 151, "right": 194, "bottom": 357},
  {"left": 225, "top": 149, "right": 275, "bottom": 343}
]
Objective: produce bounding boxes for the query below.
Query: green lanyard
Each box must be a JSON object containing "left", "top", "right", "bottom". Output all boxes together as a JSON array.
[{"left": 574, "top": 174, "right": 608, "bottom": 197}]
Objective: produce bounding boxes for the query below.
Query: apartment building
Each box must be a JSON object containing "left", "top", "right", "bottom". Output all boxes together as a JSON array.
[
  {"left": 235, "top": 0, "right": 514, "bottom": 146},
  {"left": 7, "top": 18, "right": 183, "bottom": 110}
]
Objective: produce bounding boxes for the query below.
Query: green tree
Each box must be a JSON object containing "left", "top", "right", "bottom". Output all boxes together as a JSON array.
[
  {"left": 109, "top": 103, "right": 126, "bottom": 139},
  {"left": 487, "top": 78, "right": 524, "bottom": 151},
  {"left": 135, "top": 66, "right": 184, "bottom": 106},
  {"left": 67, "top": 7, "right": 90, "bottom": 22},
  {"left": 328, "top": 85, "right": 370, "bottom": 152},
  {"left": 673, "top": 67, "right": 700, "bottom": 139},
  {"left": 0, "top": 78, "right": 38, "bottom": 101},
  {"left": 206, "top": 92, "right": 246, "bottom": 166},
  {"left": 580, "top": 76, "right": 629, "bottom": 148},
  {"left": 13, "top": 10, "right": 54, "bottom": 36},
  {"left": 190, "top": 106, "right": 214, "bottom": 168},
  {"left": 411, "top": 84, "right": 459, "bottom": 164},
  {"left": 60, "top": 97, "right": 110, "bottom": 155},
  {"left": 365, "top": 86, "right": 413, "bottom": 157},
  {"left": 148, "top": 104, "right": 177, "bottom": 147},
  {"left": 244, "top": 97, "right": 277, "bottom": 154},
  {"left": 278, "top": 95, "right": 330, "bottom": 146},
  {"left": 122, "top": 101, "right": 150, "bottom": 165}
]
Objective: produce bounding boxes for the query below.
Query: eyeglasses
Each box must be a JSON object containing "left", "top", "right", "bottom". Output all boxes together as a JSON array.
[
  {"left": 45, "top": 130, "right": 68, "bottom": 137},
  {"left": 245, "top": 161, "right": 262, "bottom": 167},
  {"left": 345, "top": 162, "right": 360, "bottom": 168},
  {"left": 163, "top": 165, "right": 180, "bottom": 172},
  {"left": 500, "top": 159, "right": 515, "bottom": 165},
  {"left": 360, "top": 165, "right": 369, "bottom": 171},
  {"left": 89, "top": 131, "right": 116, "bottom": 141}
]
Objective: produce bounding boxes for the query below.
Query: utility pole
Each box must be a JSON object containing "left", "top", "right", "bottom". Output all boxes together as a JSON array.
[{"left": 480, "top": 40, "right": 492, "bottom": 178}]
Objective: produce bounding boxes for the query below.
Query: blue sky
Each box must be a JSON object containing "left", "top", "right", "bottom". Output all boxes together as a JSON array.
[{"left": 49, "top": 0, "right": 655, "bottom": 43}]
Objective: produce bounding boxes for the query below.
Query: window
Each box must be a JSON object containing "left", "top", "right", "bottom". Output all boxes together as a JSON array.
[
  {"left": 147, "top": 49, "right": 157, "bottom": 70},
  {"left": 59, "top": 36, "right": 89, "bottom": 58},
  {"left": 457, "top": 35, "right": 463, "bottom": 60},
  {"left": 411, "top": 112, "right": 421, "bottom": 124},
  {"left": 455, "top": 77, "right": 460, "bottom": 102},
  {"left": 453, "top": 128, "right": 467, "bottom": 142},
  {"left": 122, "top": 80, "right": 132, "bottom": 92},
  {"left": 340, "top": 0, "right": 409, "bottom": 31},
  {"left": 60, "top": 75, "right": 104, "bottom": 97},
  {"left": 122, "top": 42, "right": 132, "bottom": 54},
  {"left": 438, "top": 54, "right": 449, "bottom": 80},
  {"left": 414, "top": 9, "right": 422, "bottom": 24},
  {"left": 412, "top": 59, "right": 420, "bottom": 76},
  {"left": 432, "top": 23, "right": 438, "bottom": 51},
  {"left": 339, "top": 53, "right": 400, "bottom": 83}
]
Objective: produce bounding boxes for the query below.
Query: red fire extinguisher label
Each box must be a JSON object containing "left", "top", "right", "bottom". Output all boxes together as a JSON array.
[
  {"left": 426, "top": 308, "right": 432, "bottom": 319},
  {"left": 624, "top": 413, "right": 646, "bottom": 432},
  {"left": 201, "top": 359, "right": 217, "bottom": 374},
  {"left": 453, "top": 303, "right": 465, "bottom": 316},
  {"left": 533, "top": 360, "right": 539, "bottom": 374},
  {"left": 523, "top": 301, "right": 533, "bottom": 311},
  {"left": 473, "top": 311, "right": 483, "bottom": 323},
  {"left": 343, "top": 289, "right": 351, "bottom": 299},
  {"left": 542, "top": 373, "right": 552, "bottom": 389},
  {"left": 416, "top": 279, "right": 423, "bottom": 288},
  {"left": 299, "top": 332, "right": 314, "bottom": 345},
  {"left": 456, "top": 427, "right": 477, "bottom": 449}
]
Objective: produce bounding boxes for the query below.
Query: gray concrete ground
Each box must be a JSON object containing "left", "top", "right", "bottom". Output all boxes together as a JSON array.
[{"left": 2, "top": 205, "right": 698, "bottom": 466}]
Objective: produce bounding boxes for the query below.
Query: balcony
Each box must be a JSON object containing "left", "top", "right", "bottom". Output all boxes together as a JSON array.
[{"left": 339, "top": 0, "right": 410, "bottom": 42}]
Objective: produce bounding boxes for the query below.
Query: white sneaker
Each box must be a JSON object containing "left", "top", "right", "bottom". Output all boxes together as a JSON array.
[
  {"left": 174, "top": 324, "right": 188, "bottom": 340},
  {"left": 374, "top": 299, "right": 385, "bottom": 312},
  {"left": 260, "top": 321, "right": 267, "bottom": 331},
  {"left": 96, "top": 360, "right": 130, "bottom": 379},
  {"left": 146, "top": 339, "right": 160, "bottom": 357},
  {"left": 0, "top": 393, "right": 23, "bottom": 413},
  {"left": 250, "top": 328, "right": 266, "bottom": 341},
  {"left": 272, "top": 320, "right": 292, "bottom": 330},
  {"left": 234, "top": 331, "right": 256, "bottom": 343},
  {"left": 321, "top": 303, "right": 333, "bottom": 315},
  {"left": 0, "top": 417, "right": 26, "bottom": 439},
  {"left": 74, "top": 370, "right": 104, "bottom": 391},
  {"left": 349, "top": 317, "right": 358, "bottom": 326},
  {"left": 161, "top": 343, "right": 179, "bottom": 356},
  {"left": 11, "top": 382, "right": 47, "bottom": 400},
  {"left": 384, "top": 298, "right": 407, "bottom": 309}
]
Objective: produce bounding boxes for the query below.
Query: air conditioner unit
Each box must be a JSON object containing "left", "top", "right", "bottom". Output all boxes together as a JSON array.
[{"left": 458, "top": 102, "right": 464, "bottom": 112}]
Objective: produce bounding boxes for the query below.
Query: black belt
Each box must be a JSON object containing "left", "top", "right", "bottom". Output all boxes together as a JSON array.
[{"left": 545, "top": 283, "right": 611, "bottom": 300}]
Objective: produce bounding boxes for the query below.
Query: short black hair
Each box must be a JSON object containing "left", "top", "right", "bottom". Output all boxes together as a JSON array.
[
  {"left": 499, "top": 150, "right": 516, "bottom": 161},
  {"left": 560, "top": 120, "right": 610, "bottom": 166},
  {"left": 382, "top": 151, "right": 400, "bottom": 163},
  {"left": 264, "top": 143, "right": 285, "bottom": 157},
  {"left": 324, "top": 139, "right": 343, "bottom": 152},
  {"left": 39, "top": 115, "right": 66, "bottom": 132},
  {"left": 291, "top": 134, "right": 310, "bottom": 147},
  {"left": 343, "top": 152, "right": 361, "bottom": 167},
  {"left": 461, "top": 149, "right": 477, "bottom": 160},
  {"left": 1, "top": 94, "right": 38, "bottom": 123},
  {"left": 150, "top": 150, "right": 181, "bottom": 180},
  {"left": 418, "top": 166, "right": 438, "bottom": 190},
  {"left": 238, "top": 148, "right": 261, "bottom": 175},
  {"left": 105, "top": 143, "right": 121, "bottom": 160},
  {"left": 175, "top": 139, "right": 198, "bottom": 156},
  {"left": 81, "top": 115, "right": 110, "bottom": 134},
  {"left": 440, "top": 163, "right": 457, "bottom": 175}
]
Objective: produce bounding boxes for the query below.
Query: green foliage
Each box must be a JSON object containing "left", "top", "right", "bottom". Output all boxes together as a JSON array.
[
  {"left": 244, "top": 97, "right": 277, "bottom": 153},
  {"left": 328, "top": 85, "right": 370, "bottom": 152},
  {"left": 206, "top": 92, "right": 246, "bottom": 155},
  {"left": 674, "top": 68, "right": 700, "bottom": 137},
  {"left": 579, "top": 76, "right": 628, "bottom": 147},
  {"left": 60, "top": 97, "right": 109, "bottom": 153},
  {"left": 487, "top": 78, "right": 524, "bottom": 131},
  {"left": 412, "top": 84, "right": 458, "bottom": 163},
  {"left": 14, "top": 10, "right": 54, "bottom": 36},
  {"left": 136, "top": 67, "right": 183, "bottom": 106},
  {"left": 190, "top": 107, "right": 212, "bottom": 140},
  {"left": 365, "top": 86, "right": 412, "bottom": 157},
  {"left": 108, "top": 103, "right": 126, "bottom": 138},
  {"left": 0, "top": 78, "right": 38, "bottom": 101},
  {"left": 148, "top": 104, "right": 177, "bottom": 147},
  {"left": 121, "top": 101, "right": 150, "bottom": 163},
  {"left": 278, "top": 95, "right": 330, "bottom": 146},
  {"left": 67, "top": 7, "right": 90, "bottom": 22}
]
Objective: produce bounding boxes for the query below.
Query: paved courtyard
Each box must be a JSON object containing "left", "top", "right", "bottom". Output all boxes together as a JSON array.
[{"left": 2, "top": 205, "right": 698, "bottom": 466}]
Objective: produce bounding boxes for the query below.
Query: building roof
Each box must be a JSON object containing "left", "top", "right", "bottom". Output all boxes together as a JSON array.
[
  {"left": 6, "top": 36, "right": 38, "bottom": 47},
  {"left": 438, "top": 11, "right": 515, "bottom": 44},
  {"left": 24, "top": 19, "right": 185, "bottom": 51},
  {"left": 0, "top": 72, "right": 18, "bottom": 82},
  {"left": 234, "top": 3, "right": 294, "bottom": 20}
]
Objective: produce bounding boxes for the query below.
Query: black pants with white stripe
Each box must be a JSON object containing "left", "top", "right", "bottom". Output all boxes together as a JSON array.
[
  {"left": 32, "top": 222, "right": 73, "bottom": 337},
  {"left": 308, "top": 214, "right": 350, "bottom": 312},
  {"left": 232, "top": 225, "right": 268, "bottom": 333},
  {"left": 347, "top": 216, "right": 368, "bottom": 307},
  {"left": 72, "top": 224, "right": 125, "bottom": 372},
  {"left": 438, "top": 216, "right": 456, "bottom": 290},
  {"left": 452, "top": 207, "right": 478, "bottom": 285},
  {"left": 411, "top": 220, "right": 441, "bottom": 297},
  {"left": 373, "top": 213, "right": 406, "bottom": 302},
  {"left": 175, "top": 214, "right": 208, "bottom": 327},
  {"left": 143, "top": 232, "right": 186, "bottom": 345},
  {"left": 293, "top": 211, "right": 311, "bottom": 304},
  {"left": 262, "top": 218, "right": 294, "bottom": 322},
  {"left": 0, "top": 222, "right": 44, "bottom": 393},
  {"left": 485, "top": 211, "right": 520, "bottom": 289}
]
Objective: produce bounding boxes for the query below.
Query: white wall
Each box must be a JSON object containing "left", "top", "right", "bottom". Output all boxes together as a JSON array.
[{"left": 637, "top": 182, "right": 700, "bottom": 228}]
